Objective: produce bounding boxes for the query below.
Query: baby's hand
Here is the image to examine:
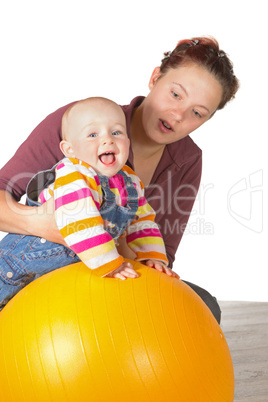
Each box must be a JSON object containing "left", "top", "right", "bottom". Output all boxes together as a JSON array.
[
  {"left": 143, "top": 259, "right": 180, "bottom": 279},
  {"left": 105, "top": 261, "right": 139, "bottom": 280}
]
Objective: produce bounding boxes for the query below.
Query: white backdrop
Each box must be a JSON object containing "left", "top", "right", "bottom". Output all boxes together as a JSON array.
[{"left": 0, "top": 0, "right": 266, "bottom": 301}]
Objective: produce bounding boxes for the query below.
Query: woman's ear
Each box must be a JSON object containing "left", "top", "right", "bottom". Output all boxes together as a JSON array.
[
  {"left": 149, "top": 67, "right": 161, "bottom": 90},
  {"left": 60, "top": 140, "right": 75, "bottom": 158}
]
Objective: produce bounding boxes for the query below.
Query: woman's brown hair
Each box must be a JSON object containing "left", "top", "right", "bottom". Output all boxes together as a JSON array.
[{"left": 160, "top": 37, "right": 239, "bottom": 110}]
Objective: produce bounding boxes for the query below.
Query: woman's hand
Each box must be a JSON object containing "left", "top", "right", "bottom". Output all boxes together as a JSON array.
[
  {"left": 143, "top": 259, "right": 180, "bottom": 279},
  {"left": 30, "top": 196, "right": 66, "bottom": 245},
  {"left": 0, "top": 191, "right": 65, "bottom": 245}
]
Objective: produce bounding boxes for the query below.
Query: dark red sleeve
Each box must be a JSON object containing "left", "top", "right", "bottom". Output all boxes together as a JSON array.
[
  {"left": 146, "top": 152, "right": 202, "bottom": 268},
  {"left": 0, "top": 102, "right": 76, "bottom": 201}
]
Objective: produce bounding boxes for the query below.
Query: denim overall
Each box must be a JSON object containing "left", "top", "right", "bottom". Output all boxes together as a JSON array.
[
  {"left": 0, "top": 167, "right": 138, "bottom": 310},
  {"left": 98, "top": 171, "right": 139, "bottom": 242}
]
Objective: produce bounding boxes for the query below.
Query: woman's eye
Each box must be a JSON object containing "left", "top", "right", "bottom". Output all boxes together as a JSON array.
[
  {"left": 172, "top": 91, "right": 180, "bottom": 99},
  {"left": 193, "top": 110, "right": 202, "bottom": 118}
]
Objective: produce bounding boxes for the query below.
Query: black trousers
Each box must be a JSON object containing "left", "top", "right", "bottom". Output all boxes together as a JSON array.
[{"left": 182, "top": 280, "right": 221, "bottom": 324}]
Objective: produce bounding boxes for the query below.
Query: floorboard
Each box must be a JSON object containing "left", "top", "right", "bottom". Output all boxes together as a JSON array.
[{"left": 219, "top": 301, "right": 268, "bottom": 402}]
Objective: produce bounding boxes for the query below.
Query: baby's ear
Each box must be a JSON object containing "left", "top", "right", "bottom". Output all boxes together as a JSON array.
[{"left": 60, "top": 140, "right": 75, "bottom": 157}]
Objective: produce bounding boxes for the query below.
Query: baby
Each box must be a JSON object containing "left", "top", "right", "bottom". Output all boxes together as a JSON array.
[
  {"left": 0, "top": 97, "right": 177, "bottom": 310},
  {"left": 38, "top": 97, "right": 170, "bottom": 278}
]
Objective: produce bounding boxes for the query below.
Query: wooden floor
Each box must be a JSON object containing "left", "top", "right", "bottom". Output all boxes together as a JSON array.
[{"left": 219, "top": 301, "right": 268, "bottom": 402}]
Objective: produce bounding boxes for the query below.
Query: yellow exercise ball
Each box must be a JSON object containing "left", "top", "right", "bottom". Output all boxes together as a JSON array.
[{"left": 0, "top": 261, "right": 234, "bottom": 401}]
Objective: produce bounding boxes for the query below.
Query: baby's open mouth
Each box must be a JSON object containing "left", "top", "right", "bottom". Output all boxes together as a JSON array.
[{"left": 99, "top": 152, "right": 116, "bottom": 165}]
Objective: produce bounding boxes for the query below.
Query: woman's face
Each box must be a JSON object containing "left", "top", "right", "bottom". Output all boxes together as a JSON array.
[{"left": 141, "top": 62, "right": 223, "bottom": 145}]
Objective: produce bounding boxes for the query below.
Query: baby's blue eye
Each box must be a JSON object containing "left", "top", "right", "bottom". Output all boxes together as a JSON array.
[
  {"left": 112, "top": 131, "right": 120, "bottom": 136},
  {"left": 88, "top": 133, "right": 97, "bottom": 138}
]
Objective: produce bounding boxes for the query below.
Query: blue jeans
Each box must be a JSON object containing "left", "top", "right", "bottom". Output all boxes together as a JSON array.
[
  {"left": 0, "top": 233, "right": 80, "bottom": 310},
  {"left": 0, "top": 234, "right": 221, "bottom": 323}
]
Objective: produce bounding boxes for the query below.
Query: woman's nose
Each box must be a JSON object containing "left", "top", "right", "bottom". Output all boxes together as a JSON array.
[
  {"left": 174, "top": 108, "right": 185, "bottom": 123},
  {"left": 171, "top": 104, "right": 187, "bottom": 123}
]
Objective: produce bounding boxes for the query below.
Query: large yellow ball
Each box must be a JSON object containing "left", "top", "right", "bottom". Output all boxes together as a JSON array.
[{"left": 0, "top": 261, "right": 234, "bottom": 401}]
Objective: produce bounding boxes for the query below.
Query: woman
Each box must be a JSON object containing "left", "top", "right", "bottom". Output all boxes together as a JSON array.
[{"left": 0, "top": 37, "right": 239, "bottom": 322}]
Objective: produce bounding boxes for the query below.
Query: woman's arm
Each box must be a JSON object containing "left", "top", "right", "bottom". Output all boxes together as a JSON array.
[
  {"left": 155, "top": 153, "right": 202, "bottom": 268},
  {"left": 142, "top": 142, "right": 202, "bottom": 269},
  {"left": 0, "top": 190, "right": 65, "bottom": 243}
]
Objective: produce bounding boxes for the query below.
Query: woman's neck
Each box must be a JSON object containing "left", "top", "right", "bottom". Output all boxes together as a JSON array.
[
  {"left": 130, "top": 105, "right": 165, "bottom": 159},
  {"left": 129, "top": 104, "right": 165, "bottom": 186}
]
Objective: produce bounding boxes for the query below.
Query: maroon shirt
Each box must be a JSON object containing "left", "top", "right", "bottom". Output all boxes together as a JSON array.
[{"left": 0, "top": 96, "right": 202, "bottom": 267}]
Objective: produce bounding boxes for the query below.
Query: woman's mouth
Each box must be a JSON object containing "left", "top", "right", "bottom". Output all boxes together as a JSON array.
[
  {"left": 159, "top": 119, "right": 173, "bottom": 133},
  {"left": 99, "top": 152, "right": 116, "bottom": 166}
]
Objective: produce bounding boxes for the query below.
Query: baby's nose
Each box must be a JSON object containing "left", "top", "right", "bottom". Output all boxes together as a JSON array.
[{"left": 102, "top": 135, "right": 114, "bottom": 145}]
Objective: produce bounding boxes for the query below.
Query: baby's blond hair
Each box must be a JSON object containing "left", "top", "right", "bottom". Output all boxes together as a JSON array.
[{"left": 61, "top": 97, "right": 124, "bottom": 141}]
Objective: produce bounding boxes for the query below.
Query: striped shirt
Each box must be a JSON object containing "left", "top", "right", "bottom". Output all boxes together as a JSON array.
[{"left": 39, "top": 157, "right": 168, "bottom": 276}]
